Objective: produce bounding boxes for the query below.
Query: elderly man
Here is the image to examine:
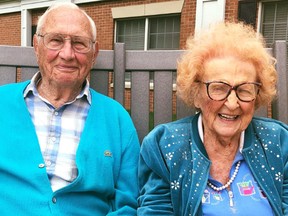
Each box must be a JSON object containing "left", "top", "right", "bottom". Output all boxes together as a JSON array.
[{"left": 0, "top": 2, "right": 139, "bottom": 215}]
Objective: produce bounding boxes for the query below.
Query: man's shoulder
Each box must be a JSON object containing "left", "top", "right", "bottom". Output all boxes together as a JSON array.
[
  {"left": 0, "top": 81, "right": 29, "bottom": 96},
  {"left": 90, "top": 88, "right": 120, "bottom": 104},
  {"left": 0, "top": 80, "right": 28, "bottom": 88},
  {"left": 89, "top": 88, "right": 130, "bottom": 116}
]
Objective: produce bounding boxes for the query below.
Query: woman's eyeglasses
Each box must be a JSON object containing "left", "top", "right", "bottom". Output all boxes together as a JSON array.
[{"left": 198, "top": 81, "right": 261, "bottom": 102}]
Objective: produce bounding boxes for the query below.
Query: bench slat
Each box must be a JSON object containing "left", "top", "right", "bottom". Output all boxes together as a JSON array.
[
  {"left": 154, "top": 71, "right": 173, "bottom": 125},
  {"left": 131, "top": 71, "right": 150, "bottom": 141}
]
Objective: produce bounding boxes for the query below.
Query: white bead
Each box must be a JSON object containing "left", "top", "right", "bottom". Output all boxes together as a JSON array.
[{"left": 207, "top": 161, "right": 241, "bottom": 191}]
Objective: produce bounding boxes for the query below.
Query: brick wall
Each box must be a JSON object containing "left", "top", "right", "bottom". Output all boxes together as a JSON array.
[
  {"left": 180, "top": 0, "right": 196, "bottom": 48},
  {"left": 225, "top": 0, "right": 239, "bottom": 22},
  {"left": 0, "top": 12, "right": 21, "bottom": 45}
]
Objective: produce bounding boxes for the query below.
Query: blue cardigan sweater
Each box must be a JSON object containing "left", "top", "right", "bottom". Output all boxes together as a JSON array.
[
  {"left": 0, "top": 81, "right": 140, "bottom": 215},
  {"left": 138, "top": 113, "right": 288, "bottom": 216}
]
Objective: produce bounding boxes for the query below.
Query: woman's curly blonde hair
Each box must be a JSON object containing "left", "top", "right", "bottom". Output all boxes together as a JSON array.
[{"left": 176, "top": 22, "right": 277, "bottom": 109}]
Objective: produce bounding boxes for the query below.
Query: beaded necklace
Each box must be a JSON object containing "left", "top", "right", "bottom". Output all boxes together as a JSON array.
[{"left": 207, "top": 161, "right": 241, "bottom": 206}]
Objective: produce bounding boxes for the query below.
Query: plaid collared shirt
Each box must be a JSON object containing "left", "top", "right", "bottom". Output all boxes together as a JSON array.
[{"left": 24, "top": 72, "right": 91, "bottom": 191}]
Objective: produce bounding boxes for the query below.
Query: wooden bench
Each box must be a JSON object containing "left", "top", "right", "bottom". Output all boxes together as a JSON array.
[{"left": 0, "top": 41, "right": 287, "bottom": 142}]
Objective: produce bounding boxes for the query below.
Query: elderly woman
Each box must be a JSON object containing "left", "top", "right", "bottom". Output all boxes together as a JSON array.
[{"left": 138, "top": 22, "right": 288, "bottom": 216}]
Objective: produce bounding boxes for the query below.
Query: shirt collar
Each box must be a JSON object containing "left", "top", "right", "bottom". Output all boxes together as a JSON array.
[
  {"left": 197, "top": 113, "right": 244, "bottom": 152},
  {"left": 23, "top": 71, "right": 91, "bottom": 104}
]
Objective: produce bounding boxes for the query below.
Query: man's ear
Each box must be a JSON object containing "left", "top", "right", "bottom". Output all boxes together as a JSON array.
[
  {"left": 92, "top": 41, "right": 99, "bottom": 65},
  {"left": 33, "top": 34, "right": 39, "bottom": 59}
]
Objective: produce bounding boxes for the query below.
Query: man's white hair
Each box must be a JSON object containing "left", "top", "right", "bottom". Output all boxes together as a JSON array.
[{"left": 36, "top": 2, "right": 97, "bottom": 41}]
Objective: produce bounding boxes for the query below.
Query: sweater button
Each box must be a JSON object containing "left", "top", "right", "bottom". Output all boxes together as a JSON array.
[
  {"left": 38, "top": 163, "right": 45, "bottom": 168},
  {"left": 52, "top": 197, "right": 57, "bottom": 203}
]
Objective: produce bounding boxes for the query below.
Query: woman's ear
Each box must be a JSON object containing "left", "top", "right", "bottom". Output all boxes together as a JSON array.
[
  {"left": 194, "top": 96, "right": 200, "bottom": 109},
  {"left": 193, "top": 88, "right": 202, "bottom": 109}
]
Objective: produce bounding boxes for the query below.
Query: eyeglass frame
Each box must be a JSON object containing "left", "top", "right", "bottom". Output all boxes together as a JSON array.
[
  {"left": 198, "top": 81, "right": 262, "bottom": 102},
  {"left": 36, "top": 33, "right": 96, "bottom": 54}
]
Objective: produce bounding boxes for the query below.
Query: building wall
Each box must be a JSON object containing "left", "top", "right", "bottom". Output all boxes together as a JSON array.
[
  {"left": 226, "top": 0, "right": 238, "bottom": 22},
  {"left": 0, "top": 0, "right": 241, "bottom": 49},
  {"left": 0, "top": 12, "right": 21, "bottom": 45}
]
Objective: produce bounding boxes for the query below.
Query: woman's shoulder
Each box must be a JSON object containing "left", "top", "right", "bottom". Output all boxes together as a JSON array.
[
  {"left": 252, "top": 116, "right": 288, "bottom": 131},
  {"left": 147, "top": 115, "right": 193, "bottom": 136},
  {"left": 141, "top": 115, "right": 197, "bottom": 150}
]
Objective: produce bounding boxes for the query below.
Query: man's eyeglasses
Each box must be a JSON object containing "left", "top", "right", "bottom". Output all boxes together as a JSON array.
[
  {"left": 199, "top": 81, "right": 261, "bottom": 102},
  {"left": 37, "top": 33, "right": 95, "bottom": 54}
]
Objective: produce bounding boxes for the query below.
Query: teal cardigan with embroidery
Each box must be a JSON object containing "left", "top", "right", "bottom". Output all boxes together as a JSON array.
[
  {"left": 138, "top": 113, "right": 288, "bottom": 216},
  {"left": 0, "top": 81, "right": 140, "bottom": 215}
]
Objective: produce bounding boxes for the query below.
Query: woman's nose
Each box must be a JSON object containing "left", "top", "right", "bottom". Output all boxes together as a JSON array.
[{"left": 224, "top": 90, "right": 240, "bottom": 109}]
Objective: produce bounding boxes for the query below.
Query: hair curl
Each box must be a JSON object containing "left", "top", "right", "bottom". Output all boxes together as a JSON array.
[{"left": 177, "top": 22, "right": 277, "bottom": 109}]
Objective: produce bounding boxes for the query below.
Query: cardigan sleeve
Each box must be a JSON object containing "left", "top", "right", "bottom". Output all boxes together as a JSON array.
[
  {"left": 137, "top": 130, "right": 174, "bottom": 215},
  {"left": 107, "top": 119, "right": 140, "bottom": 216},
  {"left": 280, "top": 122, "right": 288, "bottom": 215}
]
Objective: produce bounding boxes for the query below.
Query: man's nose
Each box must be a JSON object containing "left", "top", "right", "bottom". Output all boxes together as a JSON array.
[{"left": 59, "top": 40, "right": 75, "bottom": 59}]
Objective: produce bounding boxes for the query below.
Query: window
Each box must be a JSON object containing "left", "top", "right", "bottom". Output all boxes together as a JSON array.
[
  {"left": 116, "top": 19, "right": 145, "bottom": 50},
  {"left": 260, "top": 1, "right": 288, "bottom": 69},
  {"left": 260, "top": 1, "right": 288, "bottom": 48},
  {"left": 238, "top": 0, "right": 257, "bottom": 28},
  {"left": 116, "top": 15, "right": 180, "bottom": 50},
  {"left": 149, "top": 16, "right": 180, "bottom": 50}
]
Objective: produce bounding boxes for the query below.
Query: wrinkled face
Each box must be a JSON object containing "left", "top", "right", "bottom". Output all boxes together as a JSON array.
[
  {"left": 195, "top": 56, "right": 257, "bottom": 140},
  {"left": 33, "top": 8, "right": 98, "bottom": 88}
]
